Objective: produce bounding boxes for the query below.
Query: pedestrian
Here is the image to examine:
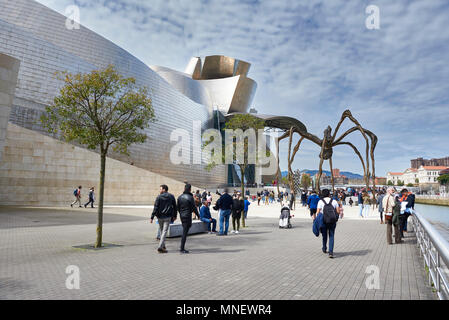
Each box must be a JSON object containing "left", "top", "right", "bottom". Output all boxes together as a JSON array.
[
  {"left": 200, "top": 199, "right": 217, "bottom": 234},
  {"left": 216, "top": 188, "right": 233, "bottom": 236},
  {"left": 231, "top": 195, "right": 243, "bottom": 234},
  {"left": 150, "top": 184, "right": 177, "bottom": 253},
  {"left": 243, "top": 196, "right": 251, "bottom": 222},
  {"left": 377, "top": 190, "right": 385, "bottom": 224},
  {"left": 206, "top": 192, "right": 212, "bottom": 206},
  {"left": 193, "top": 190, "right": 201, "bottom": 219},
  {"left": 257, "top": 191, "right": 261, "bottom": 205},
  {"left": 382, "top": 187, "right": 401, "bottom": 244},
  {"left": 71, "top": 186, "right": 82, "bottom": 208},
  {"left": 84, "top": 187, "right": 95, "bottom": 208},
  {"left": 176, "top": 184, "right": 199, "bottom": 253},
  {"left": 358, "top": 190, "right": 364, "bottom": 217},
  {"left": 307, "top": 190, "right": 320, "bottom": 219},
  {"left": 399, "top": 188, "right": 414, "bottom": 237},
  {"left": 348, "top": 197, "right": 354, "bottom": 207},
  {"left": 316, "top": 189, "right": 341, "bottom": 258},
  {"left": 362, "top": 191, "right": 370, "bottom": 218}
]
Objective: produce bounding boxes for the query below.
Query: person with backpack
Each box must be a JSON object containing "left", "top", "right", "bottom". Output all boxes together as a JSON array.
[
  {"left": 84, "top": 187, "right": 95, "bottom": 208},
  {"left": 316, "top": 189, "right": 341, "bottom": 258},
  {"left": 71, "top": 186, "right": 82, "bottom": 208}
]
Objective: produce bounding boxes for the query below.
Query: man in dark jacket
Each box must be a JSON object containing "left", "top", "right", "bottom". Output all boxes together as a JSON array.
[
  {"left": 177, "top": 184, "right": 199, "bottom": 253},
  {"left": 215, "top": 188, "right": 233, "bottom": 236},
  {"left": 151, "top": 184, "right": 177, "bottom": 253}
]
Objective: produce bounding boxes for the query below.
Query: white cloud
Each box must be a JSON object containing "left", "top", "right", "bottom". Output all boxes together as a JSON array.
[{"left": 36, "top": 0, "right": 449, "bottom": 176}]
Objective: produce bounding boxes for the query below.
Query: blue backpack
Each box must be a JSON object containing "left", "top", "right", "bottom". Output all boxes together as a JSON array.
[{"left": 73, "top": 189, "right": 78, "bottom": 196}]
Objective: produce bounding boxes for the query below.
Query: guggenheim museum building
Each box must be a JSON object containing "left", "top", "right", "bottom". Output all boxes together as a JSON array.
[{"left": 0, "top": 0, "right": 287, "bottom": 205}]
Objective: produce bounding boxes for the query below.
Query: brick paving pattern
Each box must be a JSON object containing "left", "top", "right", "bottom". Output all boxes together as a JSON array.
[{"left": 0, "top": 206, "right": 436, "bottom": 300}]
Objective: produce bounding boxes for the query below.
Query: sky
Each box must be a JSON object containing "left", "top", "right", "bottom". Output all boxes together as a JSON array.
[{"left": 36, "top": 0, "right": 449, "bottom": 177}]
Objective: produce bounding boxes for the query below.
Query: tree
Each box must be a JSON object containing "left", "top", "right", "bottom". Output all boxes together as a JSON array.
[
  {"left": 406, "top": 183, "right": 414, "bottom": 187},
  {"left": 205, "top": 113, "right": 266, "bottom": 228},
  {"left": 41, "top": 65, "right": 155, "bottom": 248},
  {"left": 438, "top": 174, "right": 449, "bottom": 185},
  {"left": 301, "top": 174, "right": 312, "bottom": 190},
  {"left": 397, "top": 180, "right": 404, "bottom": 187},
  {"left": 387, "top": 180, "right": 393, "bottom": 186},
  {"left": 415, "top": 178, "right": 419, "bottom": 184}
]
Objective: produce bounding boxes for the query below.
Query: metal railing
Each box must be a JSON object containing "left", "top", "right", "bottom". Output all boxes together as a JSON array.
[{"left": 411, "top": 210, "right": 449, "bottom": 299}]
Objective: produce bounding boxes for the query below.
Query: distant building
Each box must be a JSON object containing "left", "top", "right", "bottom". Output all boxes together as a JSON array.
[
  {"left": 375, "top": 177, "right": 387, "bottom": 185},
  {"left": 403, "top": 168, "right": 419, "bottom": 185},
  {"left": 411, "top": 157, "right": 449, "bottom": 169},
  {"left": 417, "top": 166, "right": 449, "bottom": 185},
  {"left": 386, "top": 172, "right": 404, "bottom": 185}
]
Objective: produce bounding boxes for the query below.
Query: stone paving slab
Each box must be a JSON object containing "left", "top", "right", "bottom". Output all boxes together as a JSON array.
[{"left": 0, "top": 206, "right": 436, "bottom": 300}]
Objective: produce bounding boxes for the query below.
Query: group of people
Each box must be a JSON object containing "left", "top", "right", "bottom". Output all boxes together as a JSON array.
[
  {"left": 150, "top": 184, "right": 252, "bottom": 254},
  {"left": 70, "top": 186, "right": 95, "bottom": 208},
  {"left": 379, "top": 187, "right": 415, "bottom": 244}
]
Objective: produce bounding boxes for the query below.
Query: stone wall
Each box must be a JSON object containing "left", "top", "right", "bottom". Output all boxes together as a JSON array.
[
  {"left": 0, "top": 123, "right": 199, "bottom": 206},
  {"left": 0, "top": 54, "right": 19, "bottom": 162}
]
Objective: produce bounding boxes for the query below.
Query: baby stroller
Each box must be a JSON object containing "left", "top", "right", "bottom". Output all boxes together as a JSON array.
[{"left": 279, "top": 206, "right": 293, "bottom": 229}]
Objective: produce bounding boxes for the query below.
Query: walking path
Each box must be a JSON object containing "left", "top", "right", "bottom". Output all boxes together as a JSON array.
[{"left": 0, "top": 203, "right": 435, "bottom": 300}]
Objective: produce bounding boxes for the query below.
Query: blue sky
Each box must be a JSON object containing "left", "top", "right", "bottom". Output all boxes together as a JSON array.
[{"left": 36, "top": 0, "right": 449, "bottom": 177}]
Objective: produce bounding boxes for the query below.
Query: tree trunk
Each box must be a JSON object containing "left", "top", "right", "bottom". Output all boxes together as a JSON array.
[
  {"left": 240, "top": 165, "right": 246, "bottom": 228},
  {"left": 95, "top": 151, "right": 106, "bottom": 248}
]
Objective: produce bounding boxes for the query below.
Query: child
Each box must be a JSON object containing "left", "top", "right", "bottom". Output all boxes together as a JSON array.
[{"left": 349, "top": 198, "right": 354, "bottom": 207}]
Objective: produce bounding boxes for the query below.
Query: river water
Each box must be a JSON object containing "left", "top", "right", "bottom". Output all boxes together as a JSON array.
[{"left": 415, "top": 204, "right": 449, "bottom": 241}]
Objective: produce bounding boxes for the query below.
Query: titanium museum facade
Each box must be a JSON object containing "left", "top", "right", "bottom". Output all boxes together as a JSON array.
[{"left": 0, "top": 0, "right": 260, "bottom": 205}]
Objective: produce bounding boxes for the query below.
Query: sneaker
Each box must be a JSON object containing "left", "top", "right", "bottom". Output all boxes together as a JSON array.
[
  {"left": 157, "top": 248, "right": 163, "bottom": 253},
  {"left": 180, "top": 249, "right": 189, "bottom": 254},
  {"left": 70, "top": 204, "right": 73, "bottom": 208},
  {"left": 329, "top": 253, "right": 334, "bottom": 259},
  {"left": 231, "top": 230, "right": 235, "bottom": 234},
  {"left": 322, "top": 249, "right": 327, "bottom": 254},
  {"left": 235, "top": 231, "right": 239, "bottom": 234}
]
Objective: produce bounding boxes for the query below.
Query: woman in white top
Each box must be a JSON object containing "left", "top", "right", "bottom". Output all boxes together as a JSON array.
[{"left": 316, "top": 189, "right": 341, "bottom": 258}]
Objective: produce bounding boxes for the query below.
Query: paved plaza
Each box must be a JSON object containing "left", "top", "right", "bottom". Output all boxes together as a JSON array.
[{"left": 0, "top": 203, "right": 436, "bottom": 300}]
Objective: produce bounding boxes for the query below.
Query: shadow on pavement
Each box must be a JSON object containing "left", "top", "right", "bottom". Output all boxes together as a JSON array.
[{"left": 334, "top": 249, "right": 372, "bottom": 258}]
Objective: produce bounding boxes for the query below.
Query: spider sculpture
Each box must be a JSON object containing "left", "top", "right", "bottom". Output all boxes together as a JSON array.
[{"left": 276, "top": 110, "right": 378, "bottom": 194}]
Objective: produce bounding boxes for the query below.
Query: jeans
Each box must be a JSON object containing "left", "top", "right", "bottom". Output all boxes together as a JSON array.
[
  {"left": 321, "top": 223, "right": 336, "bottom": 254},
  {"left": 359, "top": 204, "right": 363, "bottom": 217},
  {"left": 201, "top": 218, "right": 217, "bottom": 232},
  {"left": 180, "top": 219, "right": 192, "bottom": 250},
  {"left": 157, "top": 217, "right": 171, "bottom": 249},
  {"left": 84, "top": 198, "right": 94, "bottom": 208},
  {"left": 219, "top": 209, "right": 231, "bottom": 235},
  {"left": 363, "top": 204, "right": 370, "bottom": 217}
]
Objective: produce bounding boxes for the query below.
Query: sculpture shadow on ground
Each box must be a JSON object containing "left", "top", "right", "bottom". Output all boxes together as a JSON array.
[{"left": 333, "top": 249, "right": 372, "bottom": 258}]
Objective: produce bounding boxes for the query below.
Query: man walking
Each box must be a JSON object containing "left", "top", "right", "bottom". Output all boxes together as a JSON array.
[
  {"left": 176, "top": 184, "right": 199, "bottom": 253},
  {"left": 151, "top": 184, "right": 177, "bottom": 253},
  {"left": 307, "top": 190, "right": 320, "bottom": 219},
  {"left": 84, "top": 187, "right": 95, "bottom": 208},
  {"left": 215, "top": 188, "right": 233, "bottom": 236},
  {"left": 316, "top": 189, "right": 341, "bottom": 258},
  {"left": 71, "top": 186, "right": 82, "bottom": 208}
]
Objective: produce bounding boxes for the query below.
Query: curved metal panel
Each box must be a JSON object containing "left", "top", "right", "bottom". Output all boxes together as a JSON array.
[
  {"left": 201, "top": 55, "right": 251, "bottom": 79},
  {"left": 0, "top": 0, "right": 226, "bottom": 188}
]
